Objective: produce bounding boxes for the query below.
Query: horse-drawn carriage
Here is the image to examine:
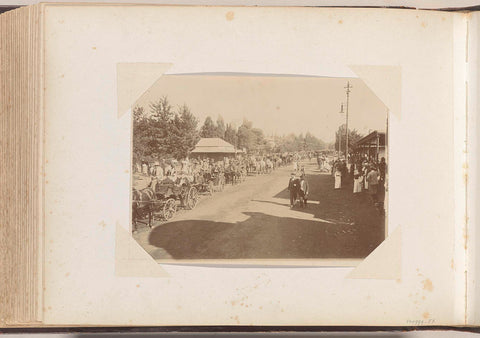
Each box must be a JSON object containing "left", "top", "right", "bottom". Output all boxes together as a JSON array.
[
  {"left": 132, "top": 177, "right": 199, "bottom": 231},
  {"left": 193, "top": 170, "right": 225, "bottom": 194}
]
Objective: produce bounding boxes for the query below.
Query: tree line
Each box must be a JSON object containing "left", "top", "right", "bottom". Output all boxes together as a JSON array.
[{"left": 133, "top": 96, "right": 331, "bottom": 163}]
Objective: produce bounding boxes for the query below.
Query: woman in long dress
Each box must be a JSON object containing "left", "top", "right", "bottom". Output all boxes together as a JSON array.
[
  {"left": 353, "top": 169, "right": 362, "bottom": 193},
  {"left": 334, "top": 167, "right": 342, "bottom": 189}
]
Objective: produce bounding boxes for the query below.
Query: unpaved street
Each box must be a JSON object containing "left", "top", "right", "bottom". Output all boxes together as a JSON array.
[{"left": 133, "top": 159, "right": 385, "bottom": 260}]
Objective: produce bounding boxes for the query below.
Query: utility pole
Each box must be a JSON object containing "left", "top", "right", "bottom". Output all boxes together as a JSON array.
[
  {"left": 344, "top": 81, "right": 352, "bottom": 161},
  {"left": 338, "top": 103, "right": 344, "bottom": 159}
]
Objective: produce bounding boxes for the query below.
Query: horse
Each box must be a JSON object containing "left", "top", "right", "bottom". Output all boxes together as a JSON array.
[{"left": 132, "top": 187, "right": 155, "bottom": 231}]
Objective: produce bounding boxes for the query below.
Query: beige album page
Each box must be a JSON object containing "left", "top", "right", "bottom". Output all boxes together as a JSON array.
[{"left": 42, "top": 5, "right": 466, "bottom": 325}]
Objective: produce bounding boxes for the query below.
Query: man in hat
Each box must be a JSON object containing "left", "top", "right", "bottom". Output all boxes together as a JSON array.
[{"left": 288, "top": 172, "right": 300, "bottom": 209}]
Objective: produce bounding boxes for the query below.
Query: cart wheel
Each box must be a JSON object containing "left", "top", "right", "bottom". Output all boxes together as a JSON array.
[
  {"left": 208, "top": 181, "right": 214, "bottom": 195},
  {"left": 186, "top": 187, "right": 199, "bottom": 209},
  {"left": 162, "top": 198, "right": 177, "bottom": 221}
]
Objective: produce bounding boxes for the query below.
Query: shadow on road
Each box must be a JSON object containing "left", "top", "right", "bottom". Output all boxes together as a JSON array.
[
  {"left": 274, "top": 173, "right": 385, "bottom": 229},
  {"left": 148, "top": 210, "right": 384, "bottom": 260}
]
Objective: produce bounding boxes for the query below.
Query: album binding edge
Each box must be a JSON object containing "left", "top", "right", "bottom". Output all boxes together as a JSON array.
[{"left": 0, "top": 4, "right": 44, "bottom": 326}]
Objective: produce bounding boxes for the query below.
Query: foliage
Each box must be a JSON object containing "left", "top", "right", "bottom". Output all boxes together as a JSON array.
[
  {"left": 273, "top": 132, "right": 326, "bottom": 153},
  {"left": 133, "top": 96, "right": 330, "bottom": 162},
  {"left": 334, "top": 124, "right": 364, "bottom": 154},
  {"left": 132, "top": 96, "right": 199, "bottom": 162}
]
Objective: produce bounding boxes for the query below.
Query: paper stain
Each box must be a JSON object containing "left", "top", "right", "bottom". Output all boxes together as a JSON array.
[
  {"left": 421, "top": 22, "right": 427, "bottom": 28},
  {"left": 450, "top": 259, "right": 454, "bottom": 270},
  {"left": 92, "top": 46, "right": 97, "bottom": 50},
  {"left": 65, "top": 272, "right": 70, "bottom": 277},
  {"left": 422, "top": 279, "right": 434, "bottom": 292},
  {"left": 338, "top": 20, "right": 343, "bottom": 24},
  {"left": 423, "top": 312, "right": 430, "bottom": 319},
  {"left": 225, "top": 11, "right": 234, "bottom": 21},
  {"left": 230, "top": 315, "right": 239, "bottom": 324},
  {"left": 99, "top": 220, "right": 107, "bottom": 229}
]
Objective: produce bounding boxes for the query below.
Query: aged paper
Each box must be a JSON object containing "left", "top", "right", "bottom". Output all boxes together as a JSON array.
[{"left": 42, "top": 5, "right": 463, "bottom": 325}]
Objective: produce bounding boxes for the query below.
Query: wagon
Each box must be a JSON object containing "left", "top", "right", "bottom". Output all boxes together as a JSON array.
[
  {"left": 193, "top": 171, "right": 225, "bottom": 195},
  {"left": 152, "top": 179, "right": 199, "bottom": 221}
]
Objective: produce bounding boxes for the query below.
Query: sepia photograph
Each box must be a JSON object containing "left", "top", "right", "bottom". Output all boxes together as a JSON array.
[{"left": 130, "top": 74, "right": 388, "bottom": 262}]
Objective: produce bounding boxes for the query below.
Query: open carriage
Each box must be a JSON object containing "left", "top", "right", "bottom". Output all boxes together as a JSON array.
[
  {"left": 193, "top": 170, "right": 225, "bottom": 194},
  {"left": 153, "top": 178, "right": 199, "bottom": 220},
  {"left": 132, "top": 177, "right": 199, "bottom": 230}
]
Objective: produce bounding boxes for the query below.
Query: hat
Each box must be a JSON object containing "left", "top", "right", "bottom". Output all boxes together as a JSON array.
[{"left": 291, "top": 172, "right": 296, "bottom": 176}]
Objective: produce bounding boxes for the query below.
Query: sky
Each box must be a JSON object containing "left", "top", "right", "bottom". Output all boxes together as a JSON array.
[{"left": 135, "top": 74, "right": 388, "bottom": 143}]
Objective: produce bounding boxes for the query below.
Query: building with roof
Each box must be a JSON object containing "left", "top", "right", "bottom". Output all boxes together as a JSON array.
[
  {"left": 190, "top": 138, "right": 236, "bottom": 161},
  {"left": 353, "top": 130, "right": 387, "bottom": 161}
]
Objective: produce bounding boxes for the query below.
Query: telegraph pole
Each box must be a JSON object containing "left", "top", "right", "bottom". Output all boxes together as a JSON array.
[
  {"left": 338, "top": 103, "right": 344, "bottom": 159},
  {"left": 344, "top": 81, "right": 352, "bottom": 161}
]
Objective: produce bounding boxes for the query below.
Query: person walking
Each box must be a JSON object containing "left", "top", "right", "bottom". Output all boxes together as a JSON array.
[{"left": 288, "top": 172, "right": 300, "bottom": 208}]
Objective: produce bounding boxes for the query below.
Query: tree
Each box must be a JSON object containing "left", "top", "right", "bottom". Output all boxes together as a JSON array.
[
  {"left": 133, "top": 106, "right": 145, "bottom": 123},
  {"left": 171, "top": 104, "right": 200, "bottom": 159},
  {"left": 236, "top": 119, "right": 255, "bottom": 152},
  {"left": 335, "top": 124, "right": 363, "bottom": 154},
  {"left": 200, "top": 116, "right": 217, "bottom": 138},
  {"left": 224, "top": 123, "right": 237, "bottom": 147},
  {"left": 147, "top": 96, "right": 175, "bottom": 158},
  {"left": 132, "top": 98, "right": 202, "bottom": 162},
  {"left": 150, "top": 96, "right": 174, "bottom": 123},
  {"left": 273, "top": 131, "right": 326, "bottom": 153},
  {"left": 216, "top": 115, "right": 226, "bottom": 139}
]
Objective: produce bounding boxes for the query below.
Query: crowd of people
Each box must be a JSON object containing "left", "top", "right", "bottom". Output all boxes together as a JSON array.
[
  {"left": 133, "top": 152, "right": 308, "bottom": 191},
  {"left": 134, "top": 150, "right": 386, "bottom": 219},
  {"left": 331, "top": 154, "right": 387, "bottom": 212}
]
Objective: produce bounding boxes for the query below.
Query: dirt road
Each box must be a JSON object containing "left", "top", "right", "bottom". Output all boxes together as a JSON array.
[{"left": 133, "top": 160, "right": 385, "bottom": 261}]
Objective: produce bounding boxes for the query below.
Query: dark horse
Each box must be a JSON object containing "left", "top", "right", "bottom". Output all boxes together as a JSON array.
[{"left": 132, "top": 187, "right": 155, "bottom": 231}]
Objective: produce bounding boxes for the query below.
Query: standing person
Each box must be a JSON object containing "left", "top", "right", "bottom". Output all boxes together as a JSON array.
[
  {"left": 299, "top": 174, "right": 309, "bottom": 208},
  {"left": 334, "top": 165, "right": 342, "bottom": 189},
  {"left": 155, "top": 162, "right": 164, "bottom": 180},
  {"left": 293, "top": 160, "right": 298, "bottom": 172},
  {"left": 288, "top": 173, "right": 300, "bottom": 209},
  {"left": 353, "top": 169, "right": 363, "bottom": 194},
  {"left": 142, "top": 162, "right": 148, "bottom": 176},
  {"left": 367, "top": 166, "right": 379, "bottom": 203},
  {"left": 379, "top": 157, "right": 387, "bottom": 182},
  {"left": 363, "top": 165, "right": 370, "bottom": 191}
]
